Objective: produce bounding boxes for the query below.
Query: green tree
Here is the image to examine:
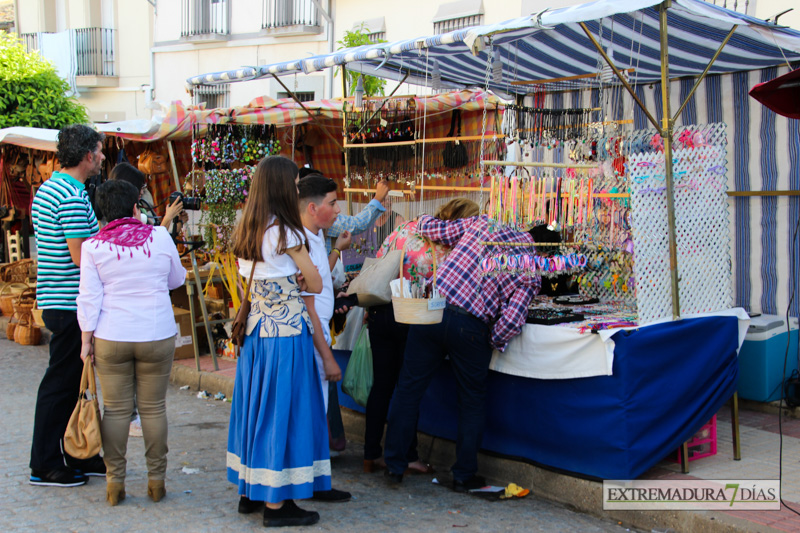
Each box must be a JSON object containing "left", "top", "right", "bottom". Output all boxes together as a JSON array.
[
  {"left": 0, "top": 32, "right": 88, "bottom": 129},
  {"left": 337, "top": 24, "right": 387, "bottom": 97}
]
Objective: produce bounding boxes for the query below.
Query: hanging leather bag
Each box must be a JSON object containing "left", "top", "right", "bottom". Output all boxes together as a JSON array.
[
  {"left": 442, "top": 109, "right": 468, "bottom": 169},
  {"left": 231, "top": 262, "right": 256, "bottom": 347},
  {"left": 38, "top": 155, "right": 56, "bottom": 181},
  {"left": 137, "top": 146, "right": 169, "bottom": 175},
  {"left": 63, "top": 357, "right": 103, "bottom": 460}
]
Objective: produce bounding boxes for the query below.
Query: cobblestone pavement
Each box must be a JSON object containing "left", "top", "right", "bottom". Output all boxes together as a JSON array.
[{"left": 1, "top": 338, "right": 635, "bottom": 533}]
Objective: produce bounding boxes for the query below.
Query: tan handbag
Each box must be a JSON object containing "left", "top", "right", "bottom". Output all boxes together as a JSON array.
[
  {"left": 63, "top": 357, "right": 103, "bottom": 460},
  {"left": 137, "top": 146, "right": 168, "bottom": 175},
  {"left": 231, "top": 262, "right": 256, "bottom": 347},
  {"left": 346, "top": 250, "right": 402, "bottom": 307}
]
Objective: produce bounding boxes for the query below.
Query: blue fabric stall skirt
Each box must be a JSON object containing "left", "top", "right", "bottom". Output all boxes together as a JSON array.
[{"left": 227, "top": 321, "right": 331, "bottom": 502}]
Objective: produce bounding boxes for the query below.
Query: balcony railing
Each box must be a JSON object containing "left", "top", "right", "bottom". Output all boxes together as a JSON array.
[
  {"left": 182, "top": 0, "right": 229, "bottom": 38},
  {"left": 262, "top": 0, "right": 320, "bottom": 29},
  {"left": 21, "top": 28, "right": 116, "bottom": 77}
]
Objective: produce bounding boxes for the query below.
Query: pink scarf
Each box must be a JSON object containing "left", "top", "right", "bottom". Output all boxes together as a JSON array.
[{"left": 90, "top": 217, "right": 154, "bottom": 260}]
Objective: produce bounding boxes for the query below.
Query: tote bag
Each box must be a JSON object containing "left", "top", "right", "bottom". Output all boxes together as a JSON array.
[{"left": 63, "top": 357, "right": 103, "bottom": 459}]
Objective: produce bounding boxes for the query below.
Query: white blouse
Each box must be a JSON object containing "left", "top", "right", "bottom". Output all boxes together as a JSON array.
[
  {"left": 77, "top": 226, "right": 187, "bottom": 342},
  {"left": 238, "top": 223, "right": 306, "bottom": 279}
]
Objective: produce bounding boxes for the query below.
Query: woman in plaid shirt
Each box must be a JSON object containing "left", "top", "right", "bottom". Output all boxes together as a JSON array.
[{"left": 382, "top": 213, "right": 540, "bottom": 492}]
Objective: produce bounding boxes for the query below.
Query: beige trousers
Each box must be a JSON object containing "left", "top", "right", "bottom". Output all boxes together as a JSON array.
[{"left": 93, "top": 337, "right": 175, "bottom": 483}]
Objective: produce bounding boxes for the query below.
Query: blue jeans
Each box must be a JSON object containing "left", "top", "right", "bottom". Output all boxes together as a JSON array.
[
  {"left": 384, "top": 307, "right": 492, "bottom": 482},
  {"left": 364, "top": 304, "right": 418, "bottom": 462}
]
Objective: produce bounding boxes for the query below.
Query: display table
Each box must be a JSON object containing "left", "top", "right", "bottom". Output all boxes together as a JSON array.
[{"left": 334, "top": 311, "right": 745, "bottom": 480}]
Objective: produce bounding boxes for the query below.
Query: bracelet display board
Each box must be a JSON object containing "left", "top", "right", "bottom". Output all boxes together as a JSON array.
[{"left": 628, "top": 123, "right": 732, "bottom": 324}]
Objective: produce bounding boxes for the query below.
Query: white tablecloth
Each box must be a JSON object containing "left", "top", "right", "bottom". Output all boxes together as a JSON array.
[{"left": 490, "top": 308, "right": 750, "bottom": 380}]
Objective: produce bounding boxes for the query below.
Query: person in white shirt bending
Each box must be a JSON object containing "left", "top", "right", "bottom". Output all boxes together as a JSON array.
[{"left": 76, "top": 179, "right": 187, "bottom": 506}]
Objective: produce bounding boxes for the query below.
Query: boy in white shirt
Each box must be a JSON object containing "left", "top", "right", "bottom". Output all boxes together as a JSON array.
[{"left": 298, "top": 174, "right": 352, "bottom": 503}]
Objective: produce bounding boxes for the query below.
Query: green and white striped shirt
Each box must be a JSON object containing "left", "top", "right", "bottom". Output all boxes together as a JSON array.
[{"left": 31, "top": 172, "right": 99, "bottom": 310}]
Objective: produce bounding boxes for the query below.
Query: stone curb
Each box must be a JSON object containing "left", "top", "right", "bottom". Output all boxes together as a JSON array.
[
  {"left": 169, "top": 363, "right": 234, "bottom": 399},
  {"left": 169, "top": 364, "right": 764, "bottom": 533}
]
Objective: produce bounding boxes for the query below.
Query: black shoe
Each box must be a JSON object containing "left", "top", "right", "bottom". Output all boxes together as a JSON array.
[
  {"left": 452, "top": 475, "right": 487, "bottom": 493},
  {"left": 68, "top": 455, "right": 106, "bottom": 477},
  {"left": 263, "top": 500, "right": 320, "bottom": 527},
  {"left": 384, "top": 469, "right": 403, "bottom": 486},
  {"left": 238, "top": 495, "right": 263, "bottom": 514},
  {"left": 29, "top": 469, "right": 87, "bottom": 487},
  {"left": 312, "top": 488, "right": 351, "bottom": 502}
]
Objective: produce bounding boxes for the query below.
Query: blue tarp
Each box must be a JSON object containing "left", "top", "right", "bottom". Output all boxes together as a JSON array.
[{"left": 335, "top": 314, "right": 739, "bottom": 480}]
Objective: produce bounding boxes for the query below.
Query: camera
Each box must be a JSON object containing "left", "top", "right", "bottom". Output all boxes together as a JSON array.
[{"left": 169, "top": 191, "right": 202, "bottom": 211}]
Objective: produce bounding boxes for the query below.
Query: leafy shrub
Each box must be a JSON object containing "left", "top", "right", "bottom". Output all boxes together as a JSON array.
[{"left": 0, "top": 32, "right": 89, "bottom": 129}]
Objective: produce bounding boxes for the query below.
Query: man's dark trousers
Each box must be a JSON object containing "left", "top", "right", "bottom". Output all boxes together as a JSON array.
[{"left": 30, "top": 310, "right": 83, "bottom": 471}]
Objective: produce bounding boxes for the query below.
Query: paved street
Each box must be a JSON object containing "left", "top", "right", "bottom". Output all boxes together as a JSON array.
[{"left": 1, "top": 337, "right": 635, "bottom": 532}]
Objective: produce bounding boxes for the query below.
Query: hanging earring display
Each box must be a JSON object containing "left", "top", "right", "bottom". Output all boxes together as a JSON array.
[{"left": 502, "top": 105, "right": 594, "bottom": 148}]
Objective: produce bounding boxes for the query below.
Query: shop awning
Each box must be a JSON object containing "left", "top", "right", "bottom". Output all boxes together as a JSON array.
[
  {"left": 0, "top": 127, "right": 60, "bottom": 152},
  {"left": 96, "top": 90, "right": 501, "bottom": 141},
  {"left": 186, "top": 0, "right": 800, "bottom": 94}
]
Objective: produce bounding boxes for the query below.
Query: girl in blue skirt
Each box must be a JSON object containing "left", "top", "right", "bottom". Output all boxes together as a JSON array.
[{"left": 227, "top": 156, "right": 330, "bottom": 527}]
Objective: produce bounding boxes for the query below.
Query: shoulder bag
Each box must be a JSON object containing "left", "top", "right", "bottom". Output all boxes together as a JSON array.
[
  {"left": 231, "top": 261, "right": 257, "bottom": 347},
  {"left": 346, "top": 250, "right": 402, "bottom": 307},
  {"left": 137, "top": 146, "right": 169, "bottom": 175},
  {"left": 63, "top": 357, "right": 103, "bottom": 460}
]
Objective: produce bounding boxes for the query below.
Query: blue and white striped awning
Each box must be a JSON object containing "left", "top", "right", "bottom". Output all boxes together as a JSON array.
[{"left": 187, "top": 0, "right": 800, "bottom": 93}]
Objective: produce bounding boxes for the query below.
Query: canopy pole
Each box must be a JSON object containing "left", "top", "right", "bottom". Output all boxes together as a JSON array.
[
  {"left": 270, "top": 74, "right": 344, "bottom": 152},
  {"left": 166, "top": 140, "right": 182, "bottom": 193},
  {"left": 659, "top": 0, "right": 681, "bottom": 320},
  {"left": 671, "top": 25, "right": 738, "bottom": 123},
  {"left": 579, "top": 22, "right": 660, "bottom": 131},
  {"left": 342, "top": 66, "right": 352, "bottom": 215}
]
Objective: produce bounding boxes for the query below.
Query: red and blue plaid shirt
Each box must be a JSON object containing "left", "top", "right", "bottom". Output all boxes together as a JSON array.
[{"left": 416, "top": 214, "right": 540, "bottom": 351}]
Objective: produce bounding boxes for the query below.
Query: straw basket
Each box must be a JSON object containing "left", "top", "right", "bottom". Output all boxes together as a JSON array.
[
  {"left": 6, "top": 310, "right": 19, "bottom": 339},
  {"left": 31, "top": 300, "right": 45, "bottom": 328},
  {"left": 0, "top": 259, "right": 34, "bottom": 284},
  {"left": 391, "top": 236, "right": 444, "bottom": 325},
  {"left": 14, "top": 300, "right": 41, "bottom": 346},
  {"left": 0, "top": 282, "right": 28, "bottom": 317}
]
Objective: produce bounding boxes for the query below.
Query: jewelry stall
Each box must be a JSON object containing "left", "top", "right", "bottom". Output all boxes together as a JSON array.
[{"left": 184, "top": 0, "right": 800, "bottom": 479}]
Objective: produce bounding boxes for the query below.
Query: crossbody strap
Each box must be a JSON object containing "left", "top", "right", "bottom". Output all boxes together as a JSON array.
[{"left": 243, "top": 261, "right": 256, "bottom": 301}]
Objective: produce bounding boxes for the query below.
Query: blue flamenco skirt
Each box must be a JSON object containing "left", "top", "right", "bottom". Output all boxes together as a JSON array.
[{"left": 227, "top": 320, "right": 331, "bottom": 502}]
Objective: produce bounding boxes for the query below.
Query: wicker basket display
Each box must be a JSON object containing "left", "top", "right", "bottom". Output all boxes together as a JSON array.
[
  {"left": 13, "top": 287, "right": 36, "bottom": 313},
  {"left": 0, "top": 282, "right": 28, "bottom": 317},
  {"left": 14, "top": 301, "right": 41, "bottom": 345},
  {"left": 391, "top": 236, "right": 444, "bottom": 325},
  {"left": 6, "top": 311, "right": 19, "bottom": 339},
  {"left": 32, "top": 301, "right": 45, "bottom": 328},
  {"left": 0, "top": 259, "right": 34, "bottom": 283}
]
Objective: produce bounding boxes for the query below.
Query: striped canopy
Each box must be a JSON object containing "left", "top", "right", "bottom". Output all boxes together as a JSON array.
[{"left": 186, "top": 0, "right": 800, "bottom": 94}]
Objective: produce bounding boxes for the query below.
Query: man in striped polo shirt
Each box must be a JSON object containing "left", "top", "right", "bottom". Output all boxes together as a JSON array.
[{"left": 29, "top": 124, "right": 105, "bottom": 487}]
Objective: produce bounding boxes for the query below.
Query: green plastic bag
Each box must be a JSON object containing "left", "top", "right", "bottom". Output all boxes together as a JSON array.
[{"left": 342, "top": 324, "right": 373, "bottom": 407}]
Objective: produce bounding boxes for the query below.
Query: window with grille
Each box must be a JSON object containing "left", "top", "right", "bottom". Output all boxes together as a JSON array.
[
  {"left": 194, "top": 84, "right": 230, "bottom": 109},
  {"left": 433, "top": 14, "right": 483, "bottom": 34},
  {"left": 182, "top": 0, "right": 229, "bottom": 37},
  {"left": 368, "top": 31, "right": 386, "bottom": 43},
  {"left": 277, "top": 91, "right": 315, "bottom": 102},
  {"left": 263, "top": 0, "right": 320, "bottom": 29}
]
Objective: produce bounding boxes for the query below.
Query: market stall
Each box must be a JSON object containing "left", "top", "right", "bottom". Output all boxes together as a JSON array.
[{"left": 186, "top": 0, "right": 800, "bottom": 479}]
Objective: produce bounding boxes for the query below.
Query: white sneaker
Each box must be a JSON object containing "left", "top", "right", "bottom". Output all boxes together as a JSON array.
[{"left": 129, "top": 415, "right": 143, "bottom": 437}]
